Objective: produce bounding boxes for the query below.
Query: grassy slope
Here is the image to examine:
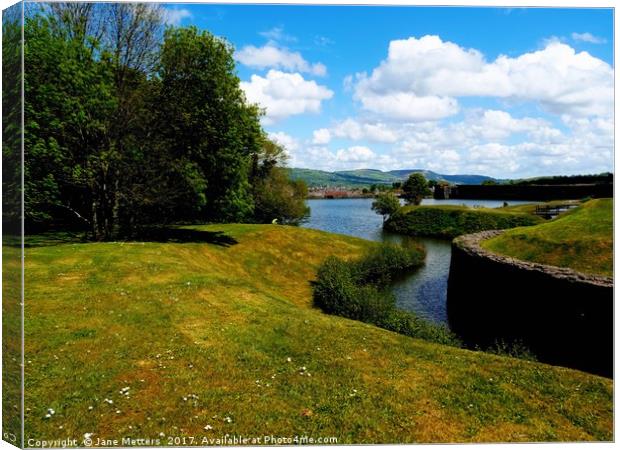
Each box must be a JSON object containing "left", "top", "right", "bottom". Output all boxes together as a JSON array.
[
  {"left": 22, "top": 225, "right": 612, "bottom": 443},
  {"left": 2, "top": 242, "right": 22, "bottom": 443},
  {"left": 386, "top": 205, "right": 543, "bottom": 239},
  {"left": 482, "top": 199, "right": 613, "bottom": 277},
  {"left": 499, "top": 200, "right": 581, "bottom": 215}
]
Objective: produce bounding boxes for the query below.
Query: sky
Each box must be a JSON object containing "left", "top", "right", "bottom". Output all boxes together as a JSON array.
[{"left": 163, "top": 4, "right": 613, "bottom": 178}]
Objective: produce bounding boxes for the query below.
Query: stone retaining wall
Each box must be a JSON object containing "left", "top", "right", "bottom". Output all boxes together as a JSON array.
[{"left": 447, "top": 230, "right": 613, "bottom": 377}]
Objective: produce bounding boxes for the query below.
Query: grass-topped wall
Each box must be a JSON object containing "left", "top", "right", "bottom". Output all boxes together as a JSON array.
[
  {"left": 448, "top": 226, "right": 612, "bottom": 377},
  {"left": 385, "top": 205, "right": 543, "bottom": 239},
  {"left": 481, "top": 199, "right": 613, "bottom": 277}
]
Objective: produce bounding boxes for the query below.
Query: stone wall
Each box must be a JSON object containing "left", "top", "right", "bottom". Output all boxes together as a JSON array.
[{"left": 447, "top": 230, "right": 613, "bottom": 377}]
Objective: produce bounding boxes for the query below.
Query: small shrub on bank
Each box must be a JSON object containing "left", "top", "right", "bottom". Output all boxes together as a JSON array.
[
  {"left": 313, "top": 243, "right": 460, "bottom": 346},
  {"left": 313, "top": 256, "right": 394, "bottom": 323},
  {"left": 354, "top": 242, "right": 425, "bottom": 286}
]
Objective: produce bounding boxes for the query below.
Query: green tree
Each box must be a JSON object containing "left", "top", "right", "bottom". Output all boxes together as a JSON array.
[
  {"left": 156, "top": 26, "right": 263, "bottom": 223},
  {"left": 482, "top": 179, "right": 498, "bottom": 186},
  {"left": 253, "top": 168, "right": 309, "bottom": 225},
  {"left": 3, "top": 8, "right": 23, "bottom": 233},
  {"left": 24, "top": 15, "right": 117, "bottom": 234},
  {"left": 23, "top": 7, "right": 304, "bottom": 237},
  {"left": 27, "top": 4, "right": 167, "bottom": 239},
  {"left": 402, "top": 173, "right": 431, "bottom": 205},
  {"left": 250, "top": 138, "right": 309, "bottom": 225},
  {"left": 372, "top": 192, "right": 401, "bottom": 223}
]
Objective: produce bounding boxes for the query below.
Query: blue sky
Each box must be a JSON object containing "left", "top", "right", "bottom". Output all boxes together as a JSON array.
[{"left": 165, "top": 4, "right": 613, "bottom": 178}]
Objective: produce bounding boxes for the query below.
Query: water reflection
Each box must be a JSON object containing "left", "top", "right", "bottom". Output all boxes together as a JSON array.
[{"left": 302, "top": 197, "right": 535, "bottom": 326}]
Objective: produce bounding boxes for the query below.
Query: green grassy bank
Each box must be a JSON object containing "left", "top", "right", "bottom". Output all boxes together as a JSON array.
[
  {"left": 482, "top": 199, "right": 613, "bottom": 277},
  {"left": 16, "top": 225, "right": 612, "bottom": 443},
  {"left": 385, "top": 205, "right": 543, "bottom": 239}
]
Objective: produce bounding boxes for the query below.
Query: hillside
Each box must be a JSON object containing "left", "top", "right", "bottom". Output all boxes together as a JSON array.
[
  {"left": 287, "top": 168, "right": 496, "bottom": 188},
  {"left": 19, "top": 225, "right": 612, "bottom": 443},
  {"left": 482, "top": 199, "right": 613, "bottom": 277}
]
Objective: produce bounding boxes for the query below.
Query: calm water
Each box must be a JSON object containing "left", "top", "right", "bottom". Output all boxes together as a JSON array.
[{"left": 302, "top": 197, "right": 535, "bottom": 325}]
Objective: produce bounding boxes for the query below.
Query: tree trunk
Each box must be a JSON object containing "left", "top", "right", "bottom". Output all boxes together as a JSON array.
[{"left": 91, "top": 199, "right": 101, "bottom": 241}]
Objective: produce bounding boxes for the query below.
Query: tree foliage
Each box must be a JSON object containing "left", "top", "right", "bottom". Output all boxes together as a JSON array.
[
  {"left": 402, "top": 173, "right": 431, "bottom": 205},
  {"left": 371, "top": 192, "right": 400, "bottom": 222},
  {"left": 2, "top": 8, "right": 23, "bottom": 233},
  {"left": 156, "top": 26, "right": 262, "bottom": 223},
  {"left": 19, "top": 6, "right": 308, "bottom": 238},
  {"left": 253, "top": 167, "right": 309, "bottom": 225}
]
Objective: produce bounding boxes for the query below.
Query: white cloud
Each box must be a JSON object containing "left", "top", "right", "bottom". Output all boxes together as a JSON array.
[
  {"left": 458, "top": 109, "right": 562, "bottom": 143},
  {"left": 315, "top": 36, "right": 334, "bottom": 47},
  {"left": 318, "top": 110, "right": 560, "bottom": 148},
  {"left": 241, "top": 70, "right": 333, "bottom": 124},
  {"left": 290, "top": 115, "right": 612, "bottom": 176},
  {"left": 163, "top": 8, "right": 192, "bottom": 25},
  {"left": 309, "top": 119, "right": 400, "bottom": 149},
  {"left": 268, "top": 131, "right": 300, "bottom": 156},
  {"left": 353, "top": 35, "right": 613, "bottom": 120},
  {"left": 420, "top": 149, "right": 463, "bottom": 174},
  {"left": 259, "top": 27, "right": 297, "bottom": 43},
  {"left": 342, "top": 74, "right": 354, "bottom": 92},
  {"left": 359, "top": 92, "right": 459, "bottom": 122},
  {"left": 335, "top": 146, "right": 376, "bottom": 163},
  {"left": 389, "top": 111, "right": 611, "bottom": 177},
  {"left": 291, "top": 109, "right": 610, "bottom": 177},
  {"left": 571, "top": 32, "right": 606, "bottom": 44},
  {"left": 235, "top": 44, "right": 327, "bottom": 76},
  {"left": 312, "top": 128, "right": 331, "bottom": 145},
  {"left": 311, "top": 146, "right": 393, "bottom": 171}
]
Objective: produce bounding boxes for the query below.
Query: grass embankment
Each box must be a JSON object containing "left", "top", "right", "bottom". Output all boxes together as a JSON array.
[
  {"left": 482, "top": 199, "right": 613, "bottom": 277},
  {"left": 385, "top": 205, "right": 543, "bottom": 239},
  {"left": 3, "top": 239, "right": 23, "bottom": 444},
  {"left": 498, "top": 199, "right": 581, "bottom": 215},
  {"left": 22, "top": 225, "right": 612, "bottom": 443}
]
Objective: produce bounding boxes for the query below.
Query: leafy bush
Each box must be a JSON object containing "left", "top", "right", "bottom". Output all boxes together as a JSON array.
[
  {"left": 313, "top": 256, "right": 395, "bottom": 323},
  {"left": 354, "top": 242, "right": 425, "bottom": 285},
  {"left": 371, "top": 192, "right": 401, "bottom": 222},
  {"left": 313, "top": 243, "right": 460, "bottom": 346},
  {"left": 253, "top": 167, "right": 310, "bottom": 225},
  {"left": 385, "top": 205, "right": 542, "bottom": 239}
]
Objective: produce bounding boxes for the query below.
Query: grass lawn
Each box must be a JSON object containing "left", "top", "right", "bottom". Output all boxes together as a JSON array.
[
  {"left": 482, "top": 199, "right": 613, "bottom": 277},
  {"left": 498, "top": 199, "right": 582, "bottom": 215},
  {"left": 13, "top": 224, "right": 613, "bottom": 443}
]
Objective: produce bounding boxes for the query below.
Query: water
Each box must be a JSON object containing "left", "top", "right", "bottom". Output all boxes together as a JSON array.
[{"left": 302, "top": 197, "right": 535, "bottom": 325}]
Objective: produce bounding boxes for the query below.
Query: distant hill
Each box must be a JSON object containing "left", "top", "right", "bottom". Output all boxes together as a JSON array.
[{"left": 287, "top": 168, "right": 497, "bottom": 187}]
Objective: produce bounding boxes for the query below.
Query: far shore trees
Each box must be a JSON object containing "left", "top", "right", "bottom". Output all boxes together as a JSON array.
[
  {"left": 18, "top": 4, "right": 308, "bottom": 239},
  {"left": 402, "top": 173, "right": 431, "bottom": 205}
]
